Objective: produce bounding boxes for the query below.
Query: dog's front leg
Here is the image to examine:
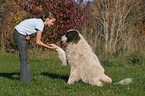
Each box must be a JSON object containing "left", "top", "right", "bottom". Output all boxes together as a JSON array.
[{"left": 67, "top": 68, "right": 80, "bottom": 85}]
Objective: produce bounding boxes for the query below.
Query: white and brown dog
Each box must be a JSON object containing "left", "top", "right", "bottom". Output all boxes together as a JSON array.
[{"left": 51, "top": 29, "right": 132, "bottom": 87}]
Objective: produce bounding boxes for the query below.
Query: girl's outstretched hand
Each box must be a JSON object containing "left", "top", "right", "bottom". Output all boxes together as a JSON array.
[
  {"left": 48, "top": 44, "right": 58, "bottom": 49},
  {"left": 26, "top": 36, "right": 30, "bottom": 40}
]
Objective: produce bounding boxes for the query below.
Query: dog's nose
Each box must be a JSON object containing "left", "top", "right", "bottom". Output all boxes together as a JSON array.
[{"left": 61, "top": 35, "right": 67, "bottom": 42}]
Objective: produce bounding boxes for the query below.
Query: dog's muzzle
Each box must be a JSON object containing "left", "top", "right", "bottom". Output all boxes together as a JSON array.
[{"left": 61, "top": 35, "right": 68, "bottom": 45}]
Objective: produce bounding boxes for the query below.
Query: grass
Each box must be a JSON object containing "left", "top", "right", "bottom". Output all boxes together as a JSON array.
[{"left": 0, "top": 50, "right": 145, "bottom": 96}]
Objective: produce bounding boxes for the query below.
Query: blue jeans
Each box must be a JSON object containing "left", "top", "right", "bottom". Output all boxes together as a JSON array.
[{"left": 13, "top": 29, "right": 31, "bottom": 82}]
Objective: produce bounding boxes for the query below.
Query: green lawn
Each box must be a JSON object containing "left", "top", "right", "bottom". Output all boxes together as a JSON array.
[{"left": 0, "top": 51, "right": 145, "bottom": 96}]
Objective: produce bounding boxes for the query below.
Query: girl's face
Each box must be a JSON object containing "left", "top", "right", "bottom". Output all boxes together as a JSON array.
[{"left": 44, "top": 18, "right": 56, "bottom": 27}]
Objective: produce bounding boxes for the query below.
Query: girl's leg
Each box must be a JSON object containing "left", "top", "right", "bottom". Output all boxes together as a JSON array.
[{"left": 13, "top": 30, "right": 31, "bottom": 82}]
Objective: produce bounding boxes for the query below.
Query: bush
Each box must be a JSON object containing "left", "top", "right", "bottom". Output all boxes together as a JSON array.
[
  {"left": 1, "top": 0, "right": 88, "bottom": 49},
  {"left": 19, "top": 0, "right": 88, "bottom": 45},
  {"left": 1, "top": 0, "right": 30, "bottom": 49}
]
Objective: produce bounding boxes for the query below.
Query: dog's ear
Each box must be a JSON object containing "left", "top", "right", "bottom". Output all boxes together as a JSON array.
[
  {"left": 66, "top": 31, "right": 80, "bottom": 44},
  {"left": 72, "top": 31, "right": 80, "bottom": 44}
]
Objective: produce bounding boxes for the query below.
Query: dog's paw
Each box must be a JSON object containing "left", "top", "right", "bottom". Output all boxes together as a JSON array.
[
  {"left": 49, "top": 44, "right": 58, "bottom": 47},
  {"left": 67, "top": 82, "right": 74, "bottom": 85},
  {"left": 67, "top": 79, "right": 75, "bottom": 85}
]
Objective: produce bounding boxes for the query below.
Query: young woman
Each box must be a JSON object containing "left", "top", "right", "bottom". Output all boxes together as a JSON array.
[{"left": 13, "top": 12, "right": 57, "bottom": 83}]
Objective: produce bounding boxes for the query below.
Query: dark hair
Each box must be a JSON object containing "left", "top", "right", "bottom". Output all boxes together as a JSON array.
[
  {"left": 40, "top": 12, "right": 57, "bottom": 21},
  {"left": 66, "top": 30, "right": 80, "bottom": 44}
]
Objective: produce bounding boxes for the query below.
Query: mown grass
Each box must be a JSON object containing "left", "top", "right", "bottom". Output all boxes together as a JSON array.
[{"left": 0, "top": 50, "right": 145, "bottom": 96}]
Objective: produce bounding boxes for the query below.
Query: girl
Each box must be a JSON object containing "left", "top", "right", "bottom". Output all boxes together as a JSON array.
[{"left": 13, "top": 12, "right": 57, "bottom": 83}]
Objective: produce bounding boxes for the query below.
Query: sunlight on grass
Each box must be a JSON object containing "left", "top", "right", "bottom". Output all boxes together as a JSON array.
[{"left": 0, "top": 51, "right": 145, "bottom": 96}]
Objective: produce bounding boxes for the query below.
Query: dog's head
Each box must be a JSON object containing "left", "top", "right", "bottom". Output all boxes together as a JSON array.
[{"left": 61, "top": 29, "right": 80, "bottom": 45}]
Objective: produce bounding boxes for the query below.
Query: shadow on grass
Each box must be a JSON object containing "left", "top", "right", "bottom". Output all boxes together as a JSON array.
[
  {"left": 0, "top": 72, "right": 19, "bottom": 80},
  {"left": 41, "top": 72, "right": 68, "bottom": 82}
]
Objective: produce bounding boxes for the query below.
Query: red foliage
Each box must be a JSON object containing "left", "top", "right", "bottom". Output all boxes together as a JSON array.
[{"left": 20, "top": 0, "right": 88, "bottom": 44}]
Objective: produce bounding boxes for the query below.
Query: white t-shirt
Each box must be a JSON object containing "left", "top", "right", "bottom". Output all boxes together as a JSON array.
[{"left": 15, "top": 18, "right": 44, "bottom": 35}]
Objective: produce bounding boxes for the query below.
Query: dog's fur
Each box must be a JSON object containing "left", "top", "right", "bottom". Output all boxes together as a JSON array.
[
  {"left": 49, "top": 44, "right": 67, "bottom": 66},
  {"left": 53, "top": 29, "right": 132, "bottom": 86}
]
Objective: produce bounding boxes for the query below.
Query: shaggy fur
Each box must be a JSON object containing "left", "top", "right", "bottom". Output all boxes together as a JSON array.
[
  {"left": 49, "top": 44, "right": 67, "bottom": 66},
  {"left": 54, "top": 29, "right": 132, "bottom": 86}
]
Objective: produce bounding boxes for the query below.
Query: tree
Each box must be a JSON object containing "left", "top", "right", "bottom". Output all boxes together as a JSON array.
[{"left": 82, "top": 0, "right": 145, "bottom": 54}]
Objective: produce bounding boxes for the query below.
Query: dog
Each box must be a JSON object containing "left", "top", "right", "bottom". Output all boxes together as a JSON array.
[
  {"left": 52, "top": 29, "right": 132, "bottom": 86},
  {"left": 49, "top": 44, "right": 67, "bottom": 66}
]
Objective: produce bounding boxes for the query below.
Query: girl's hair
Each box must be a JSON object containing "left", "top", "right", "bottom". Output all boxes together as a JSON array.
[
  {"left": 40, "top": 12, "right": 57, "bottom": 21},
  {"left": 23, "top": 12, "right": 57, "bottom": 21}
]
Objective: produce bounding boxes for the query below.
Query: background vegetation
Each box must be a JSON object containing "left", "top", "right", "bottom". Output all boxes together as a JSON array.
[
  {"left": 0, "top": 0, "right": 145, "bottom": 56},
  {"left": 0, "top": 0, "right": 145, "bottom": 95}
]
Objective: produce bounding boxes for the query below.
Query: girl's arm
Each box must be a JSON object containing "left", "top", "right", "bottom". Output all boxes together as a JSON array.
[
  {"left": 36, "top": 30, "right": 56, "bottom": 49},
  {"left": 26, "top": 36, "right": 30, "bottom": 40}
]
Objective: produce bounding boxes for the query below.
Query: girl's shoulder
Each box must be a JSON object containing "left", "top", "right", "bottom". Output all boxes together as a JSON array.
[
  {"left": 24, "top": 18, "right": 43, "bottom": 23},
  {"left": 25, "top": 18, "right": 40, "bottom": 21}
]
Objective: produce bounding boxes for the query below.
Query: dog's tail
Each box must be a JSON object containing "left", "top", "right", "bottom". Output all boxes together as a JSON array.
[{"left": 113, "top": 78, "right": 132, "bottom": 85}]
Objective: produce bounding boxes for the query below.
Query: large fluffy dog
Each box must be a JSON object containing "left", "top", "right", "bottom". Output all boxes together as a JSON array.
[{"left": 51, "top": 29, "right": 132, "bottom": 86}]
